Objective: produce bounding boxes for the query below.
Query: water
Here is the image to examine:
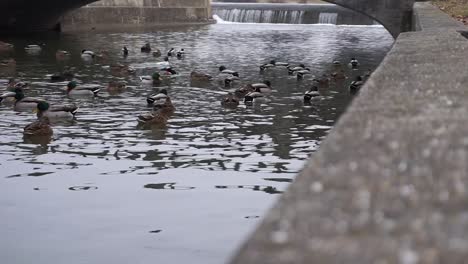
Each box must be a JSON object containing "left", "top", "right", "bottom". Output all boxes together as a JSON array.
[
  {"left": 319, "top": 13, "right": 338, "bottom": 25},
  {"left": 0, "top": 23, "right": 393, "bottom": 264},
  {"left": 214, "top": 9, "right": 305, "bottom": 24}
]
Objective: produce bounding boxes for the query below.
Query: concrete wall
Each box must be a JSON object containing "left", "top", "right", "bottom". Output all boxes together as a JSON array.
[
  {"left": 230, "top": 3, "right": 468, "bottom": 263},
  {"left": 61, "top": 0, "right": 212, "bottom": 30}
]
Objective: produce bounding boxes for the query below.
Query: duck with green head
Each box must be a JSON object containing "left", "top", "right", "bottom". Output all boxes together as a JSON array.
[
  {"left": 14, "top": 88, "right": 46, "bottom": 111},
  {"left": 35, "top": 101, "right": 78, "bottom": 120},
  {"left": 140, "top": 72, "right": 162, "bottom": 85},
  {"left": 66, "top": 81, "right": 100, "bottom": 96}
]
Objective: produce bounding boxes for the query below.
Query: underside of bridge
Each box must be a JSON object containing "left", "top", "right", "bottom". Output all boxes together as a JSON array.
[{"left": 0, "top": 0, "right": 414, "bottom": 36}]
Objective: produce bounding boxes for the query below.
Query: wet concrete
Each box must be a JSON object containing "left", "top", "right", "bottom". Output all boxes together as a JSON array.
[{"left": 230, "top": 2, "right": 468, "bottom": 263}]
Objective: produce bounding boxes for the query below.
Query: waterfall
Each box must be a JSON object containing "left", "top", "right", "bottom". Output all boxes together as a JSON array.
[
  {"left": 318, "top": 13, "right": 338, "bottom": 24},
  {"left": 214, "top": 9, "right": 304, "bottom": 24}
]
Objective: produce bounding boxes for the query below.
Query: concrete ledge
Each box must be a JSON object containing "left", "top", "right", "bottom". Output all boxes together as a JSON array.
[{"left": 230, "top": 3, "right": 468, "bottom": 264}]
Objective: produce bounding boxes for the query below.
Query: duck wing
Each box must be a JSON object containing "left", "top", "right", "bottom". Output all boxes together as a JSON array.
[{"left": 50, "top": 104, "right": 79, "bottom": 115}]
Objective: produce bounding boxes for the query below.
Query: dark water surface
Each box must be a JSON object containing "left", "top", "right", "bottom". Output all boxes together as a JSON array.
[{"left": 0, "top": 23, "right": 393, "bottom": 264}]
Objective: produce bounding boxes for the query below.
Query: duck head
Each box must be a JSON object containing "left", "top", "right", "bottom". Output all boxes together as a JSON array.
[
  {"left": 263, "top": 80, "right": 272, "bottom": 87},
  {"left": 14, "top": 89, "right": 25, "bottom": 101},
  {"left": 67, "top": 81, "right": 78, "bottom": 91},
  {"left": 269, "top": 60, "right": 276, "bottom": 65},
  {"left": 310, "top": 86, "right": 319, "bottom": 92},
  {"left": 152, "top": 72, "right": 161, "bottom": 81},
  {"left": 160, "top": 89, "right": 168, "bottom": 95},
  {"left": 219, "top": 65, "right": 227, "bottom": 72},
  {"left": 36, "top": 101, "right": 50, "bottom": 117}
]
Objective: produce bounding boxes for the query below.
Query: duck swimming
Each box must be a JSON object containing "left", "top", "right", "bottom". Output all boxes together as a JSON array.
[
  {"left": 349, "top": 76, "right": 364, "bottom": 92},
  {"left": 81, "top": 49, "right": 95, "bottom": 60},
  {"left": 234, "top": 84, "right": 254, "bottom": 99},
  {"left": 221, "top": 93, "right": 239, "bottom": 108},
  {"left": 35, "top": 101, "right": 78, "bottom": 120},
  {"left": 66, "top": 81, "right": 100, "bottom": 96},
  {"left": 25, "top": 44, "right": 42, "bottom": 54},
  {"left": 122, "top": 46, "right": 129, "bottom": 57},
  {"left": 108, "top": 81, "right": 127, "bottom": 94},
  {"left": 244, "top": 87, "right": 265, "bottom": 105},
  {"left": 167, "top": 48, "right": 175, "bottom": 57},
  {"left": 24, "top": 116, "right": 53, "bottom": 137},
  {"left": 190, "top": 71, "right": 213, "bottom": 82},
  {"left": 155, "top": 57, "right": 171, "bottom": 70},
  {"left": 140, "top": 72, "right": 162, "bottom": 85},
  {"left": 304, "top": 86, "right": 320, "bottom": 102},
  {"left": 251, "top": 80, "right": 272, "bottom": 93},
  {"left": 14, "top": 88, "right": 46, "bottom": 111},
  {"left": 50, "top": 70, "right": 74, "bottom": 82},
  {"left": 260, "top": 60, "right": 289, "bottom": 72},
  {"left": 141, "top": 43, "right": 151, "bottom": 53},
  {"left": 219, "top": 66, "right": 239, "bottom": 77},
  {"left": 176, "top": 49, "right": 185, "bottom": 59},
  {"left": 350, "top": 57, "right": 359, "bottom": 68},
  {"left": 152, "top": 49, "right": 162, "bottom": 57},
  {"left": 147, "top": 89, "right": 169, "bottom": 105}
]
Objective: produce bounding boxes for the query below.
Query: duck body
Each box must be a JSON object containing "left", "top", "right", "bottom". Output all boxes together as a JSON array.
[
  {"left": 25, "top": 45, "right": 42, "bottom": 54},
  {"left": 251, "top": 81, "right": 272, "bottom": 93},
  {"left": 349, "top": 79, "right": 364, "bottom": 92},
  {"left": 36, "top": 101, "right": 78, "bottom": 120},
  {"left": 152, "top": 49, "right": 162, "bottom": 57},
  {"left": 244, "top": 91, "right": 265, "bottom": 104},
  {"left": 81, "top": 50, "right": 95, "bottom": 60},
  {"left": 122, "top": 46, "right": 129, "bottom": 57},
  {"left": 108, "top": 81, "right": 127, "bottom": 94},
  {"left": 141, "top": 43, "right": 151, "bottom": 53},
  {"left": 110, "top": 63, "right": 135, "bottom": 76},
  {"left": 221, "top": 93, "right": 239, "bottom": 108},
  {"left": 0, "top": 91, "right": 16, "bottom": 103},
  {"left": 14, "top": 91, "right": 46, "bottom": 111},
  {"left": 66, "top": 81, "right": 100, "bottom": 96},
  {"left": 260, "top": 60, "right": 289, "bottom": 71},
  {"left": 24, "top": 116, "right": 53, "bottom": 137},
  {"left": 304, "top": 86, "right": 320, "bottom": 102},
  {"left": 147, "top": 89, "right": 168, "bottom": 105},
  {"left": 176, "top": 49, "right": 185, "bottom": 59},
  {"left": 350, "top": 58, "right": 359, "bottom": 68},
  {"left": 167, "top": 48, "right": 175, "bottom": 57},
  {"left": 190, "top": 71, "right": 213, "bottom": 82}
]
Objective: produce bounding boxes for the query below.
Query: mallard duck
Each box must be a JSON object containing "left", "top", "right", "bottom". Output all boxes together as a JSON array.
[
  {"left": 260, "top": 60, "right": 289, "bottom": 71},
  {"left": 137, "top": 110, "right": 170, "bottom": 127},
  {"left": 108, "top": 81, "right": 127, "bottom": 93},
  {"left": 147, "top": 89, "right": 168, "bottom": 105},
  {"left": 7, "top": 78, "right": 28, "bottom": 91},
  {"left": 219, "top": 66, "right": 239, "bottom": 77},
  {"left": 24, "top": 116, "right": 53, "bottom": 137},
  {"left": 50, "top": 70, "right": 74, "bottom": 82},
  {"left": 152, "top": 49, "right": 162, "bottom": 57},
  {"left": 140, "top": 72, "right": 162, "bottom": 85},
  {"left": 25, "top": 44, "right": 42, "bottom": 54},
  {"left": 244, "top": 87, "right": 265, "bottom": 104},
  {"left": 153, "top": 97, "right": 175, "bottom": 114},
  {"left": 14, "top": 89, "right": 46, "bottom": 110},
  {"left": 55, "top": 50, "right": 70, "bottom": 60},
  {"left": 0, "top": 91, "right": 16, "bottom": 103},
  {"left": 110, "top": 63, "right": 135, "bottom": 76},
  {"left": 287, "top": 64, "right": 307, "bottom": 75},
  {"left": 81, "top": 49, "right": 95, "bottom": 60},
  {"left": 122, "top": 46, "right": 129, "bottom": 57},
  {"left": 160, "top": 68, "right": 178, "bottom": 77},
  {"left": 221, "top": 93, "right": 239, "bottom": 108},
  {"left": 66, "top": 81, "right": 100, "bottom": 96},
  {"left": 349, "top": 76, "right": 364, "bottom": 92},
  {"left": 167, "top": 48, "right": 175, "bottom": 57},
  {"left": 0, "top": 41, "right": 14, "bottom": 53},
  {"left": 176, "top": 49, "right": 185, "bottom": 59},
  {"left": 35, "top": 101, "right": 78, "bottom": 120},
  {"left": 155, "top": 57, "right": 171, "bottom": 70},
  {"left": 141, "top": 43, "right": 151, "bottom": 53},
  {"left": 234, "top": 84, "right": 255, "bottom": 98},
  {"left": 350, "top": 58, "right": 359, "bottom": 68},
  {"left": 304, "top": 86, "right": 320, "bottom": 102},
  {"left": 190, "top": 71, "right": 212, "bottom": 82},
  {"left": 251, "top": 80, "right": 272, "bottom": 93}
]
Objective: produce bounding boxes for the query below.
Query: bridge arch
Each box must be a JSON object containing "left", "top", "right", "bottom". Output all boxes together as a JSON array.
[{"left": 322, "top": 0, "right": 414, "bottom": 38}]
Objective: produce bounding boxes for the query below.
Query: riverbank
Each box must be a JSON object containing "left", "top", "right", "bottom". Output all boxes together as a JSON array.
[{"left": 432, "top": 0, "right": 468, "bottom": 24}]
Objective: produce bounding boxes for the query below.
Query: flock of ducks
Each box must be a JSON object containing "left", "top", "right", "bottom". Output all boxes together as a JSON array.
[{"left": 0, "top": 40, "right": 370, "bottom": 141}]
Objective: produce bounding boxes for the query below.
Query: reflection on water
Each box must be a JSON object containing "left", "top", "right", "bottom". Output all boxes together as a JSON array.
[{"left": 0, "top": 23, "right": 393, "bottom": 264}]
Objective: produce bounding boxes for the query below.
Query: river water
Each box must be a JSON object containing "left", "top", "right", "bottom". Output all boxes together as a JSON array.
[{"left": 0, "top": 21, "right": 393, "bottom": 264}]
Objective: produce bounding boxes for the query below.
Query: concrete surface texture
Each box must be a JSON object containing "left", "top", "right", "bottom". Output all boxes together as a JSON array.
[
  {"left": 0, "top": 0, "right": 211, "bottom": 32},
  {"left": 230, "top": 2, "right": 468, "bottom": 264}
]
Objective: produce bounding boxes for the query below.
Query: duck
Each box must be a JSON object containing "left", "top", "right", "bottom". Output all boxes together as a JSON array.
[
  {"left": 13, "top": 88, "right": 46, "bottom": 111},
  {"left": 333, "top": 60, "right": 341, "bottom": 66},
  {"left": 66, "top": 81, "right": 100, "bottom": 96},
  {"left": 0, "top": 41, "right": 14, "bottom": 53},
  {"left": 260, "top": 60, "right": 289, "bottom": 71},
  {"left": 219, "top": 65, "right": 239, "bottom": 77},
  {"left": 160, "top": 68, "right": 178, "bottom": 77},
  {"left": 35, "top": 101, "right": 78, "bottom": 120},
  {"left": 110, "top": 63, "right": 136, "bottom": 76},
  {"left": 153, "top": 96, "right": 175, "bottom": 114},
  {"left": 363, "top": 69, "right": 372, "bottom": 80},
  {"left": 167, "top": 48, "right": 175, "bottom": 57},
  {"left": 288, "top": 64, "right": 307, "bottom": 75},
  {"left": 251, "top": 80, "right": 272, "bottom": 93},
  {"left": 176, "top": 49, "right": 185, "bottom": 59},
  {"left": 296, "top": 68, "right": 312, "bottom": 80},
  {"left": 55, "top": 50, "right": 70, "bottom": 60},
  {"left": 313, "top": 74, "right": 330, "bottom": 86},
  {"left": 155, "top": 57, "right": 171, "bottom": 70},
  {"left": 140, "top": 72, "right": 163, "bottom": 85},
  {"left": 244, "top": 87, "right": 265, "bottom": 104},
  {"left": 350, "top": 57, "right": 359, "bottom": 68},
  {"left": 23, "top": 116, "right": 53, "bottom": 137},
  {"left": 190, "top": 71, "right": 213, "bottom": 82},
  {"left": 331, "top": 69, "right": 346, "bottom": 79},
  {"left": 50, "top": 70, "right": 74, "bottom": 82},
  {"left": 152, "top": 49, "right": 162, "bottom": 57},
  {"left": 221, "top": 93, "right": 239, "bottom": 108},
  {"left": 95, "top": 50, "right": 110, "bottom": 62},
  {"left": 25, "top": 44, "right": 42, "bottom": 54},
  {"left": 234, "top": 84, "right": 255, "bottom": 98},
  {"left": 349, "top": 76, "right": 364, "bottom": 92},
  {"left": 122, "top": 46, "right": 129, "bottom": 57},
  {"left": 81, "top": 49, "right": 95, "bottom": 60},
  {"left": 7, "top": 78, "right": 28, "bottom": 91},
  {"left": 0, "top": 91, "right": 16, "bottom": 103},
  {"left": 147, "top": 89, "right": 168, "bottom": 105},
  {"left": 137, "top": 109, "right": 170, "bottom": 128},
  {"left": 304, "top": 86, "right": 320, "bottom": 102},
  {"left": 108, "top": 80, "right": 127, "bottom": 94},
  {"left": 141, "top": 43, "right": 151, "bottom": 53}
]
